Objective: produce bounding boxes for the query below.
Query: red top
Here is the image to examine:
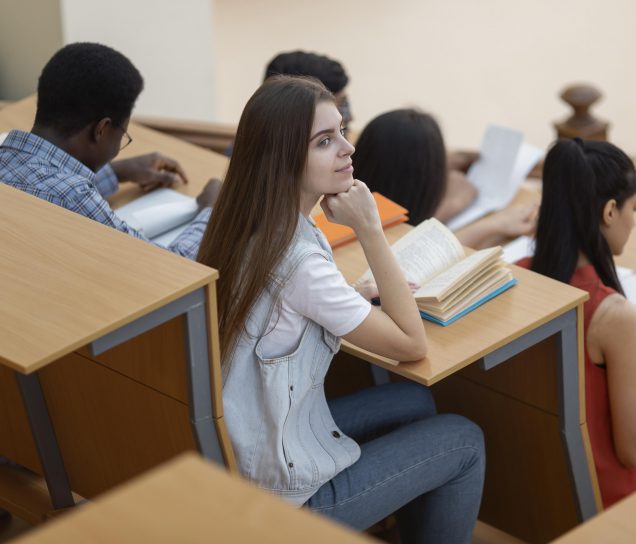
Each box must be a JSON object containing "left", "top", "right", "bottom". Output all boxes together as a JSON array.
[{"left": 517, "top": 258, "right": 636, "bottom": 507}]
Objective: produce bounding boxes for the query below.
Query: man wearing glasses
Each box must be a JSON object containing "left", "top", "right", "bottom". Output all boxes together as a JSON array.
[{"left": 0, "top": 42, "right": 219, "bottom": 260}]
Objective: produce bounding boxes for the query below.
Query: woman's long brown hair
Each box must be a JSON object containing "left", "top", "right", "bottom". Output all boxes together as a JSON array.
[{"left": 198, "top": 76, "right": 333, "bottom": 358}]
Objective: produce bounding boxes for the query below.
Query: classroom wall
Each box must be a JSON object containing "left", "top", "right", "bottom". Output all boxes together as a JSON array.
[
  {"left": 212, "top": 0, "right": 636, "bottom": 153},
  {"left": 59, "top": 0, "right": 217, "bottom": 120},
  {"left": 0, "top": 0, "right": 63, "bottom": 100},
  {"left": 2, "top": 0, "right": 635, "bottom": 155}
]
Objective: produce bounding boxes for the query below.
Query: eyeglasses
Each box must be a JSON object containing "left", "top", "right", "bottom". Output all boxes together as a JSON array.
[{"left": 113, "top": 123, "right": 133, "bottom": 150}]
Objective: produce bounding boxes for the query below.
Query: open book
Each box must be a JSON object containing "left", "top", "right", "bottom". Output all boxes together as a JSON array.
[
  {"left": 314, "top": 192, "right": 408, "bottom": 248},
  {"left": 114, "top": 188, "right": 200, "bottom": 246},
  {"left": 358, "top": 218, "right": 517, "bottom": 326},
  {"left": 446, "top": 125, "right": 543, "bottom": 231}
]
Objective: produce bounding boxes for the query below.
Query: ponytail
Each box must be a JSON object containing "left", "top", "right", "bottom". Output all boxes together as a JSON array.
[{"left": 533, "top": 138, "right": 636, "bottom": 294}]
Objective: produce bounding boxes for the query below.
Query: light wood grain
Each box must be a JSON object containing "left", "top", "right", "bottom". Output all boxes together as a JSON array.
[
  {"left": 0, "top": 184, "right": 216, "bottom": 374},
  {"left": 11, "top": 453, "right": 376, "bottom": 544},
  {"left": 552, "top": 491, "right": 636, "bottom": 543}
]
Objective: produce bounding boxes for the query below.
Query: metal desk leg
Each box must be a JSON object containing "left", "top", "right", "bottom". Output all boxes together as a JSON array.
[
  {"left": 15, "top": 373, "right": 74, "bottom": 509},
  {"left": 183, "top": 300, "right": 224, "bottom": 465},
  {"left": 480, "top": 307, "right": 597, "bottom": 521},
  {"left": 91, "top": 287, "right": 224, "bottom": 465},
  {"left": 557, "top": 309, "right": 597, "bottom": 521}
]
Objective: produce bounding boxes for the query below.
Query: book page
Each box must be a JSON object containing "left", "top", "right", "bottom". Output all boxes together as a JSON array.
[
  {"left": 447, "top": 126, "right": 542, "bottom": 231},
  {"left": 114, "top": 188, "right": 199, "bottom": 239},
  {"left": 359, "top": 218, "right": 464, "bottom": 285},
  {"left": 413, "top": 247, "right": 501, "bottom": 300}
]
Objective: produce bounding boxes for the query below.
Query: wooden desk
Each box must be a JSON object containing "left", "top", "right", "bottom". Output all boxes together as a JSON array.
[
  {"left": 333, "top": 224, "right": 599, "bottom": 543},
  {"left": 0, "top": 184, "right": 231, "bottom": 520},
  {"left": 11, "top": 453, "right": 375, "bottom": 544},
  {"left": 552, "top": 491, "right": 636, "bottom": 543}
]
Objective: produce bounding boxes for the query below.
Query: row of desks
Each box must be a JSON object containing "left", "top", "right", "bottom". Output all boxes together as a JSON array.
[{"left": 0, "top": 95, "right": 624, "bottom": 542}]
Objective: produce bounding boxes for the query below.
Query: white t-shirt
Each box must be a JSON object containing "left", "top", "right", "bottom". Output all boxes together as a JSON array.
[{"left": 259, "top": 252, "right": 372, "bottom": 359}]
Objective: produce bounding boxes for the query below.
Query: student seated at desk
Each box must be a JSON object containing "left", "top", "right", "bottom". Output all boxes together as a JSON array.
[
  {"left": 198, "top": 75, "right": 485, "bottom": 544},
  {"left": 0, "top": 42, "right": 219, "bottom": 260},
  {"left": 352, "top": 109, "right": 536, "bottom": 249},
  {"left": 517, "top": 138, "right": 636, "bottom": 508}
]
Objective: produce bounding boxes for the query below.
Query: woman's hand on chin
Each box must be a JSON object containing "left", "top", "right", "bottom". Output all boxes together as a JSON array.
[{"left": 321, "top": 180, "right": 382, "bottom": 236}]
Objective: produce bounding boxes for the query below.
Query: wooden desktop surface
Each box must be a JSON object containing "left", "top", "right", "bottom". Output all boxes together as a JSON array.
[
  {"left": 12, "top": 453, "right": 375, "bottom": 544},
  {"left": 0, "top": 184, "right": 216, "bottom": 374},
  {"left": 0, "top": 100, "right": 230, "bottom": 503},
  {"left": 334, "top": 222, "right": 588, "bottom": 386},
  {"left": 552, "top": 491, "right": 636, "bottom": 543}
]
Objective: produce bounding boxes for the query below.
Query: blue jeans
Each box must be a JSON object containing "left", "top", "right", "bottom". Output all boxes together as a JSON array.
[{"left": 306, "top": 382, "right": 485, "bottom": 544}]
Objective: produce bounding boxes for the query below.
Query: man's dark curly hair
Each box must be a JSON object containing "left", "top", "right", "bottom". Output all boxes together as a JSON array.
[
  {"left": 35, "top": 42, "right": 144, "bottom": 137},
  {"left": 264, "top": 51, "right": 348, "bottom": 94}
]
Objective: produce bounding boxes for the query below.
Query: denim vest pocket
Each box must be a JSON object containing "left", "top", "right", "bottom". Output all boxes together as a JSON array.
[{"left": 249, "top": 354, "right": 295, "bottom": 489}]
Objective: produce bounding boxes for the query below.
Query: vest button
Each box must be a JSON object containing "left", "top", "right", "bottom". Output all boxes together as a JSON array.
[
  {"left": 332, "top": 431, "right": 341, "bottom": 438},
  {"left": 288, "top": 462, "right": 294, "bottom": 468},
  {"left": 290, "top": 385, "right": 294, "bottom": 391}
]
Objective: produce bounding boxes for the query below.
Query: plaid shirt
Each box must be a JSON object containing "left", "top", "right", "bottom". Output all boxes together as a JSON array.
[{"left": 0, "top": 130, "right": 210, "bottom": 260}]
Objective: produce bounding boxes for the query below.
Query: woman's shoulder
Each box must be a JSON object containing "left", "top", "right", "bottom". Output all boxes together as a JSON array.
[
  {"left": 594, "top": 294, "right": 636, "bottom": 326},
  {"left": 589, "top": 293, "right": 636, "bottom": 354}
]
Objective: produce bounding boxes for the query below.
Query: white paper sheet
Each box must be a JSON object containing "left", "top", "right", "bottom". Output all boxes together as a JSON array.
[
  {"left": 446, "top": 125, "right": 543, "bottom": 231},
  {"left": 502, "top": 235, "right": 535, "bottom": 264}
]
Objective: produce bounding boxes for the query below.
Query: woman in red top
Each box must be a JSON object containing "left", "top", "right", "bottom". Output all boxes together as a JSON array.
[{"left": 518, "top": 138, "right": 636, "bottom": 507}]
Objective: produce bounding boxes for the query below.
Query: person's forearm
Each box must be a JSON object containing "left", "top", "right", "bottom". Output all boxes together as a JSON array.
[
  {"left": 454, "top": 215, "right": 501, "bottom": 249},
  {"left": 357, "top": 226, "right": 426, "bottom": 343}
]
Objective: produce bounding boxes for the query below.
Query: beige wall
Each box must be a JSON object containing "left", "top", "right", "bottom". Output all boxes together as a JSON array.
[
  {"left": 2, "top": 0, "right": 635, "bottom": 154},
  {"left": 0, "top": 0, "right": 63, "bottom": 100},
  {"left": 213, "top": 0, "right": 636, "bottom": 153},
  {"left": 60, "top": 0, "right": 218, "bottom": 120}
]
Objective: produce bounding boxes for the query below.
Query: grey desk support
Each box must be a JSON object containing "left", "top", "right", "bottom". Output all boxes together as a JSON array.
[
  {"left": 14, "top": 286, "right": 223, "bottom": 512},
  {"left": 370, "top": 307, "right": 597, "bottom": 522}
]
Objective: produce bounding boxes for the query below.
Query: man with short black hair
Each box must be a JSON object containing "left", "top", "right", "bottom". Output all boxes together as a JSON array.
[
  {"left": 0, "top": 42, "right": 218, "bottom": 259},
  {"left": 265, "top": 50, "right": 352, "bottom": 131}
]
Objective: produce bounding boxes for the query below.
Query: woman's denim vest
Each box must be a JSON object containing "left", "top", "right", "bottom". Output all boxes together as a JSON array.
[{"left": 223, "top": 217, "right": 361, "bottom": 505}]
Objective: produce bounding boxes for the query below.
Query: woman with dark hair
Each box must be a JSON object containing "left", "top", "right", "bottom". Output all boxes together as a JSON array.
[
  {"left": 518, "top": 138, "right": 636, "bottom": 508},
  {"left": 352, "top": 109, "right": 536, "bottom": 248},
  {"left": 198, "top": 76, "right": 485, "bottom": 542}
]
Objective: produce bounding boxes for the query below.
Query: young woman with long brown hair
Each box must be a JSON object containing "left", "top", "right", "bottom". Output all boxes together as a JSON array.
[{"left": 198, "top": 76, "right": 485, "bottom": 543}]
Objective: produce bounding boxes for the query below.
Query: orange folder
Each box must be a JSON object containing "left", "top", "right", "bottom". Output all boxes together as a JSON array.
[{"left": 314, "top": 192, "right": 409, "bottom": 249}]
